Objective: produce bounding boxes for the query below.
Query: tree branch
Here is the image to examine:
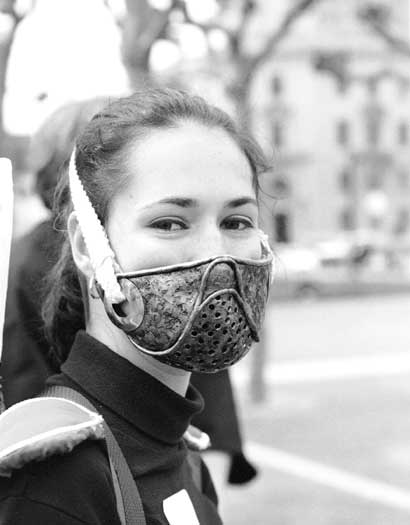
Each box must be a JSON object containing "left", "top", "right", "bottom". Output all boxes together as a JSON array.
[
  {"left": 0, "top": 0, "right": 23, "bottom": 24},
  {"left": 123, "top": 0, "right": 176, "bottom": 72},
  {"left": 358, "top": 4, "right": 410, "bottom": 57},
  {"left": 231, "top": 0, "right": 257, "bottom": 56},
  {"left": 244, "top": 0, "right": 321, "bottom": 76}
]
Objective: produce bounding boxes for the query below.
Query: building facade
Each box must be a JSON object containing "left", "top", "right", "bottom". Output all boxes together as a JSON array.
[{"left": 251, "top": 0, "right": 410, "bottom": 244}]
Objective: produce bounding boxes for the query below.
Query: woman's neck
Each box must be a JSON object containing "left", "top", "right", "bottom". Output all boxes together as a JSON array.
[{"left": 87, "top": 308, "right": 191, "bottom": 397}]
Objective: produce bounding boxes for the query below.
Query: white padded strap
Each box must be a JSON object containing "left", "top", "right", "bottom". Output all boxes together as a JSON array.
[
  {"left": 258, "top": 229, "right": 275, "bottom": 282},
  {"left": 69, "top": 150, "right": 124, "bottom": 303}
]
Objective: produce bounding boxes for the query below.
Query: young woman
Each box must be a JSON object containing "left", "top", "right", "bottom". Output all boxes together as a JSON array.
[{"left": 0, "top": 88, "right": 273, "bottom": 524}]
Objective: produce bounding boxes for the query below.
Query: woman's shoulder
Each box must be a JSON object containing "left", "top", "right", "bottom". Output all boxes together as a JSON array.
[{"left": 0, "top": 439, "right": 121, "bottom": 524}]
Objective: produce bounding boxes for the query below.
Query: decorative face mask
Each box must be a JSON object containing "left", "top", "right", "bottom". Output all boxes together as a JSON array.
[{"left": 98, "top": 242, "right": 273, "bottom": 373}]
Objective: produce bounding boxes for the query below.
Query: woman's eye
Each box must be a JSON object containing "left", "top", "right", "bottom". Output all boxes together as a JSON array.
[
  {"left": 149, "top": 218, "right": 188, "bottom": 232},
  {"left": 222, "top": 216, "right": 254, "bottom": 231}
]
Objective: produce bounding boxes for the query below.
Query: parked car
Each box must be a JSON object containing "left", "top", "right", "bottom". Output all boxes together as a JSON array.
[
  {"left": 271, "top": 243, "right": 321, "bottom": 299},
  {"left": 271, "top": 235, "right": 410, "bottom": 300}
]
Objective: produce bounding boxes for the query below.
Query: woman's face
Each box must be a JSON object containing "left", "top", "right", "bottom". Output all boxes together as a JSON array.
[{"left": 106, "top": 121, "right": 261, "bottom": 272}]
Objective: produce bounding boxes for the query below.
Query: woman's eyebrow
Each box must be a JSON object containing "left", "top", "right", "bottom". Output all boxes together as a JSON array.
[
  {"left": 140, "top": 196, "right": 257, "bottom": 211},
  {"left": 141, "top": 197, "right": 199, "bottom": 210},
  {"left": 225, "top": 197, "right": 258, "bottom": 208}
]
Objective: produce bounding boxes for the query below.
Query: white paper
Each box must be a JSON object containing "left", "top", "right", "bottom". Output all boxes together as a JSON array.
[
  {"left": 163, "top": 489, "right": 200, "bottom": 525},
  {"left": 0, "top": 158, "right": 13, "bottom": 360}
]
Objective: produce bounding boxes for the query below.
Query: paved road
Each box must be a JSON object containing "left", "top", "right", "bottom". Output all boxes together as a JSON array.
[
  {"left": 207, "top": 294, "right": 410, "bottom": 525},
  {"left": 268, "top": 294, "right": 410, "bottom": 361}
]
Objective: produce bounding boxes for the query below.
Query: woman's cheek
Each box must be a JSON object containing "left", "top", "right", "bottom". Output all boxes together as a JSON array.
[
  {"left": 226, "top": 233, "right": 262, "bottom": 260},
  {"left": 248, "top": 236, "right": 263, "bottom": 260},
  {"left": 117, "top": 235, "right": 191, "bottom": 272}
]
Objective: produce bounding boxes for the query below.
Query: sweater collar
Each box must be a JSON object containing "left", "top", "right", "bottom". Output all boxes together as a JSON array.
[{"left": 60, "top": 331, "right": 203, "bottom": 444}]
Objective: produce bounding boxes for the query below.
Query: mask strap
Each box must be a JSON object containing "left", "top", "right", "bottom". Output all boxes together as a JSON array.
[
  {"left": 69, "top": 149, "right": 125, "bottom": 304},
  {"left": 257, "top": 229, "right": 275, "bottom": 282},
  {"left": 257, "top": 229, "right": 273, "bottom": 256}
]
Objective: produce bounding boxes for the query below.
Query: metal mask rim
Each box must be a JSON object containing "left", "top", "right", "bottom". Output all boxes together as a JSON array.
[{"left": 116, "top": 252, "right": 273, "bottom": 280}]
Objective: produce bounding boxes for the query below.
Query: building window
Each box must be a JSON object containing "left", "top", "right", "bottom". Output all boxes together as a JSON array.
[
  {"left": 272, "top": 122, "right": 284, "bottom": 148},
  {"left": 271, "top": 75, "right": 283, "bottom": 96},
  {"left": 339, "top": 168, "right": 352, "bottom": 192},
  {"left": 394, "top": 209, "right": 410, "bottom": 235},
  {"left": 274, "top": 213, "right": 290, "bottom": 243},
  {"left": 366, "top": 171, "right": 382, "bottom": 190},
  {"left": 397, "top": 168, "right": 410, "bottom": 189},
  {"left": 367, "top": 126, "right": 379, "bottom": 146},
  {"left": 363, "top": 102, "right": 383, "bottom": 147},
  {"left": 398, "top": 78, "right": 409, "bottom": 99},
  {"left": 337, "top": 78, "right": 348, "bottom": 95},
  {"left": 336, "top": 120, "right": 349, "bottom": 146},
  {"left": 367, "top": 78, "right": 378, "bottom": 95},
  {"left": 340, "top": 207, "right": 355, "bottom": 230},
  {"left": 398, "top": 122, "right": 408, "bottom": 146}
]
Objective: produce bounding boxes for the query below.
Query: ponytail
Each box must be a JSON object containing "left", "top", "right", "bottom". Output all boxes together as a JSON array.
[
  {"left": 42, "top": 168, "right": 85, "bottom": 365},
  {"left": 42, "top": 237, "right": 85, "bottom": 366}
]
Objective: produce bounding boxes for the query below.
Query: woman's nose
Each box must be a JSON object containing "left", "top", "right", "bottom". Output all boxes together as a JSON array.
[{"left": 192, "top": 226, "right": 226, "bottom": 260}]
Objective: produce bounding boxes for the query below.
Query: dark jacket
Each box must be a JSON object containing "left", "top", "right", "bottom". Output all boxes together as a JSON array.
[
  {"left": 191, "top": 370, "right": 242, "bottom": 453},
  {"left": 2, "top": 220, "right": 59, "bottom": 406},
  {"left": 0, "top": 331, "right": 222, "bottom": 525}
]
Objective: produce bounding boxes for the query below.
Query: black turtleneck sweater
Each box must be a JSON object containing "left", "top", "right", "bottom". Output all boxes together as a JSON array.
[{"left": 0, "top": 331, "right": 222, "bottom": 524}]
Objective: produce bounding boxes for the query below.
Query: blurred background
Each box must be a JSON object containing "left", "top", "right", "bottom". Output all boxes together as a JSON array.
[{"left": 2, "top": 0, "right": 410, "bottom": 523}]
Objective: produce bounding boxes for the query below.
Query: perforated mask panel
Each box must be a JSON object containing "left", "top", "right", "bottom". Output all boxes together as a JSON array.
[{"left": 158, "top": 292, "right": 254, "bottom": 372}]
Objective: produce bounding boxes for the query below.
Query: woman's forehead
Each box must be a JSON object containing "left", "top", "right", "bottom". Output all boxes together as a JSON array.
[{"left": 123, "top": 122, "right": 255, "bottom": 202}]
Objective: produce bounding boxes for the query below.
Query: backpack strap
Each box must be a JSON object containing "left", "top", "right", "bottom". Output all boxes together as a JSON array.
[
  {"left": 183, "top": 425, "right": 210, "bottom": 494},
  {"left": 186, "top": 450, "right": 203, "bottom": 493},
  {"left": 43, "top": 386, "right": 146, "bottom": 525}
]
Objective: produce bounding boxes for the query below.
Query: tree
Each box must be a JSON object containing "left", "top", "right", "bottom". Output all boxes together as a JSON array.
[
  {"left": 183, "top": 0, "right": 322, "bottom": 130},
  {"left": 358, "top": 2, "right": 410, "bottom": 57},
  {"left": 121, "top": 0, "right": 322, "bottom": 129},
  {"left": 122, "top": 0, "right": 177, "bottom": 86},
  {"left": 226, "top": 0, "right": 321, "bottom": 129},
  {"left": 313, "top": 4, "right": 410, "bottom": 89}
]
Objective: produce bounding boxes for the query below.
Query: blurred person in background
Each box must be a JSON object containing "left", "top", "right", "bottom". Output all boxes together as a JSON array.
[
  {"left": 191, "top": 371, "right": 258, "bottom": 485},
  {"left": 0, "top": 88, "right": 272, "bottom": 523},
  {"left": 1, "top": 97, "right": 109, "bottom": 407}
]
